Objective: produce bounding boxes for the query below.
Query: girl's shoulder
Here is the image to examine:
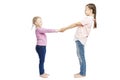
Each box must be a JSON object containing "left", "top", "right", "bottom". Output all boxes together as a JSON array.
[
  {"left": 36, "top": 27, "right": 44, "bottom": 30},
  {"left": 83, "top": 16, "right": 94, "bottom": 22}
]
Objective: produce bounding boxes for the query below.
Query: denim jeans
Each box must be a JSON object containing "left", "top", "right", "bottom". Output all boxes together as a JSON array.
[
  {"left": 36, "top": 45, "right": 46, "bottom": 75},
  {"left": 75, "top": 40, "right": 86, "bottom": 76}
]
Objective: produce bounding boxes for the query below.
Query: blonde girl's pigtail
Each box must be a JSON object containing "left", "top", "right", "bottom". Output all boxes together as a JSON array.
[
  {"left": 31, "top": 16, "right": 36, "bottom": 30},
  {"left": 31, "top": 24, "right": 34, "bottom": 30}
]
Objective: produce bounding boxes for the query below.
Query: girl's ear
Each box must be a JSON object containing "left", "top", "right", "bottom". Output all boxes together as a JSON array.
[{"left": 90, "top": 9, "right": 93, "bottom": 14}]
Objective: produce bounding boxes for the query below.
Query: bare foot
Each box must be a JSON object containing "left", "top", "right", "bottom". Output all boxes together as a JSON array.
[
  {"left": 44, "top": 73, "right": 50, "bottom": 76},
  {"left": 74, "top": 73, "right": 80, "bottom": 75},
  {"left": 74, "top": 74, "right": 85, "bottom": 78},
  {"left": 40, "top": 73, "right": 48, "bottom": 78}
]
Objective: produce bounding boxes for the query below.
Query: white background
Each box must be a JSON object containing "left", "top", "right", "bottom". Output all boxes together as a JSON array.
[{"left": 0, "top": 0, "right": 120, "bottom": 80}]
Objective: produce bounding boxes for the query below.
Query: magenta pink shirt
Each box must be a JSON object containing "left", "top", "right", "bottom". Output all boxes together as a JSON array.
[{"left": 35, "top": 27, "right": 57, "bottom": 46}]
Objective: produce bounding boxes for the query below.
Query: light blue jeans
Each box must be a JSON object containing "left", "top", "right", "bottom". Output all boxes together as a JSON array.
[{"left": 75, "top": 40, "right": 86, "bottom": 76}]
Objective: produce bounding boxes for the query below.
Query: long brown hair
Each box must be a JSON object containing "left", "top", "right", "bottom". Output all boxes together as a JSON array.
[{"left": 86, "top": 3, "right": 97, "bottom": 28}]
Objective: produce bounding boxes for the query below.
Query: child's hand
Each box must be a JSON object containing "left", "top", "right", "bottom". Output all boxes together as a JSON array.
[{"left": 58, "top": 28, "right": 66, "bottom": 32}]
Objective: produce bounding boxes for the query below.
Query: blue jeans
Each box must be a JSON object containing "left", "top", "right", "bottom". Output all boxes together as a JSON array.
[
  {"left": 36, "top": 45, "right": 46, "bottom": 75},
  {"left": 75, "top": 40, "right": 86, "bottom": 76}
]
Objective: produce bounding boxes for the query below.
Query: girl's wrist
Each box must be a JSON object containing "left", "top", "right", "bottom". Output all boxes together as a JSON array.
[{"left": 56, "top": 29, "right": 59, "bottom": 32}]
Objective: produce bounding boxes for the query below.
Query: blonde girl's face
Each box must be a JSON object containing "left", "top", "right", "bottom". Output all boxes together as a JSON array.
[
  {"left": 85, "top": 6, "right": 92, "bottom": 16},
  {"left": 35, "top": 18, "right": 42, "bottom": 27}
]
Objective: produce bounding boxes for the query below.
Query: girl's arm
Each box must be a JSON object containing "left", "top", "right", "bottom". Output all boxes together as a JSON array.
[
  {"left": 62, "top": 22, "right": 83, "bottom": 31},
  {"left": 38, "top": 28, "right": 58, "bottom": 33}
]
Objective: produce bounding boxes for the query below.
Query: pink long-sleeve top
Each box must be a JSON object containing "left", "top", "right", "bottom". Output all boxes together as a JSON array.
[{"left": 35, "top": 27, "right": 57, "bottom": 46}]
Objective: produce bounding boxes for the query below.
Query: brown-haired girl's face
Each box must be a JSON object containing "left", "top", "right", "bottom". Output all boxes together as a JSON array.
[
  {"left": 35, "top": 17, "right": 42, "bottom": 27},
  {"left": 85, "top": 6, "right": 92, "bottom": 16}
]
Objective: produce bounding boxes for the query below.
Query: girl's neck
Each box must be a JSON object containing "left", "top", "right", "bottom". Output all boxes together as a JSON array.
[
  {"left": 89, "top": 13, "right": 94, "bottom": 17},
  {"left": 36, "top": 26, "right": 41, "bottom": 28}
]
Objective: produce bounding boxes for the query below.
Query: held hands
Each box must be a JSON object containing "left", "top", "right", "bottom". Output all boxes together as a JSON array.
[{"left": 56, "top": 22, "right": 77, "bottom": 32}]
